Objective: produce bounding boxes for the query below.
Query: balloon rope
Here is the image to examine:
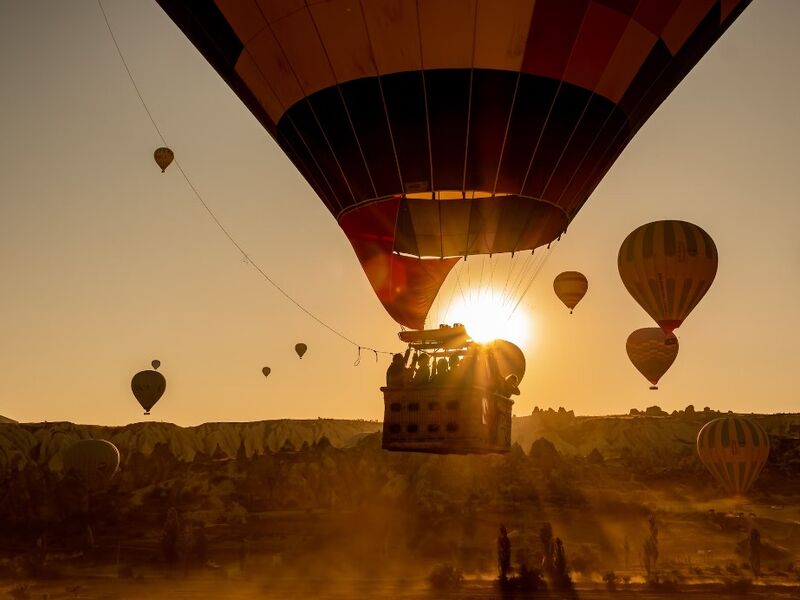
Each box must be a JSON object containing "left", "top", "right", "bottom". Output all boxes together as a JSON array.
[{"left": 96, "top": 0, "right": 392, "bottom": 358}]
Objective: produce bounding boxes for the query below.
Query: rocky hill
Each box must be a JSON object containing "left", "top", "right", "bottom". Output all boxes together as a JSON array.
[
  {"left": 2, "top": 409, "right": 799, "bottom": 473},
  {"left": 0, "top": 410, "right": 799, "bottom": 584},
  {"left": 0, "top": 419, "right": 382, "bottom": 472}
]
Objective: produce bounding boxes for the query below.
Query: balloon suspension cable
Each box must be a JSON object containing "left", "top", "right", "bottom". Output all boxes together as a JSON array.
[{"left": 97, "top": 0, "right": 392, "bottom": 360}]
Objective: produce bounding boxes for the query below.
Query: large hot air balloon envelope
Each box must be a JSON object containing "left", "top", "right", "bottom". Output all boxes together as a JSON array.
[
  {"left": 618, "top": 220, "right": 718, "bottom": 333},
  {"left": 697, "top": 416, "right": 769, "bottom": 496},
  {"left": 131, "top": 369, "right": 166, "bottom": 414},
  {"left": 625, "top": 327, "right": 678, "bottom": 390},
  {"left": 553, "top": 271, "right": 588, "bottom": 313},
  {"left": 262, "top": 366, "right": 271, "bottom": 377},
  {"left": 157, "top": 0, "right": 749, "bottom": 329},
  {"left": 294, "top": 343, "right": 307, "bottom": 359},
  {"left": 62, "top": 439, "right": 121, "bottom": 490}
]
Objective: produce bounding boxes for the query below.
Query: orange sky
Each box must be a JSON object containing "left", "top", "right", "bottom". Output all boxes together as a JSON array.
[{"left": 0, "top": 1, "right": 797, "bottom": 425}]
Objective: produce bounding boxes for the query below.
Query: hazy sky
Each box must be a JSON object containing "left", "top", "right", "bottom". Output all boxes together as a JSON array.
[{"left": 0, "top": 1, "right": 797, "bottom": 425}]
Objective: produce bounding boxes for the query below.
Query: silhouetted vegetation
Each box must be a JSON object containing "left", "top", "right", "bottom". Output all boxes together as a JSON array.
[
  {"left": 427, "top": 563, "right": 463, "bottom": 591},
  {"left": 603, "top": 571, "right": 618, "bottom": 591},
  {"left": 497, "top": 524, "right": 511, "bottom": 581},
  {"left": 748, "top": 528, "right": 761, "bottom": 577},
  {"left": 643, "top": 514, "right": 659, "bottom": 576}
]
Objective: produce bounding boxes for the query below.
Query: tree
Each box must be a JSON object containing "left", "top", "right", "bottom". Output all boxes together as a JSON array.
[
  {"left": 624, "top": 536, "right": 630, "bottom": 568},
  {"left": 748, "top": 528, "right": 761, "bottom": 578},
  {"left": 497, "top": 524, "right": 511, "bottom": 581},
  {"left": 603, "top": 571, "right": 619, "bottom": 592},
  {"left": 643, "top": 515, "right": 659, "bottom": 576},
  {"left": 540, "top": 522, "right": 554, "bottom": 579},
  {"left": 552, "top": 537, "right": 573, "bottom": 590},
  {"left": 161, "top": 507, "right": 181, "bottom": 564}
]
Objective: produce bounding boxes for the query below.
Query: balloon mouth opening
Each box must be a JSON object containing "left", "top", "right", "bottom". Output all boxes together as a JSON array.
[
  {"left": 658, "top": 320, "right": 681, "bottom": 334},
  {"left": 649, "top": 385, "right": 658, "bottom": 390}
]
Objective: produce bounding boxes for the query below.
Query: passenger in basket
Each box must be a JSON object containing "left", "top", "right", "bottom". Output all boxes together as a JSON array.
[
  {"left": 503, "top": 374, "right": 521, "bottom": 397},
  {"left": 412, "top": 353, "right": 431, "bottom": 385},
  {"left": 432, "top": 357, "right": 450, "bottom": 385},
  {"left": 386, "top": 347, "right": 412, "bottom": 388}
]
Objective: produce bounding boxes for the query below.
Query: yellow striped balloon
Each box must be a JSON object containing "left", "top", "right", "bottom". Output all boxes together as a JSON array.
[
  {"left": 553, "top": 271, "right": 588, "bottom": 313},
  {"left": 696, "top": 416, "right": 769, "bottom": 496},
  {"left": 62, "top": 439, "right": 120, "bottom": 491},
  {"left": 625, "top": 327, "right": 678, "bottom": 390},
  {"left": 618, "top": 220, "right": 717, "bottom": 333}
]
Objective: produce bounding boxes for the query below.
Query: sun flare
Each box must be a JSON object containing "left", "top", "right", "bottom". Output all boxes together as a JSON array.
[{"left": 443, "top": 289, "right": 533, "bottom": 349}]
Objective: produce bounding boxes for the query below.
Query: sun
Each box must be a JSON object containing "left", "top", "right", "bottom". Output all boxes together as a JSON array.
[{"left": 443, "top": 289, "right": 533, "bottom": 348}]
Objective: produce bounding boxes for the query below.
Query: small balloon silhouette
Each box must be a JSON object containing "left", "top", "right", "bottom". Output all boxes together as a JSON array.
[
  {"left": 295, "top": 343, "right": 307, "bottom": 359},
  {"left": 262, "top": 366, "right": 271, "bottom": 378},
  {"left": 153, "top": 147, "right": 174, "bottom": 172},
  {"left": 151, "top": 359, "right": 161, "bottom": 370}
]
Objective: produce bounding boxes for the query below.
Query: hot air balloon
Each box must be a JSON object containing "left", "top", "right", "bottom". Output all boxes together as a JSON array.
[
  {"left": 491, "top": 339, "right": 526, "bottom": 383},
  {"left": 153, "top": 147, "right": 174, "bottom": 172},
  {"left": 618, "top": 220, "right": 718, "bottom": 334},
  {"left": 553, "top": 271, "right": 588, "bottom": 313},
  {"left": 697, "top": 416, "right": 769, "bottom": 496},
  {"left": 262, "top": 366, "right": 271, "bottom": 378},
  {"left": 131, "top": 369, "right": 166, "bottom": 415},
  {"left": 151, "top": 359, "right": 161, "bottom": 370},
  {"left": 156, "top": 0, "right": 750, "bottom": 331},
  {"left": 294, "top": 343, "right": 307, "bottom": 359},
  {"left": 62, "top": 439, "right": 120, "bottom": 491},
  {"left": 626, "top": 327, "right": 678, "bottom": 390}
]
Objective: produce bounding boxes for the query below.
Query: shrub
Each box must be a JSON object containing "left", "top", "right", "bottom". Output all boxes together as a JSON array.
[
  {"left": 603, "top": 571, "right": 618, "bottom": 592},
  {"left": 722, "top": 578, "right": 752, "bottom": 596},
  {"left": 428, "top": 564, "right": 463, "bottom": 591}
]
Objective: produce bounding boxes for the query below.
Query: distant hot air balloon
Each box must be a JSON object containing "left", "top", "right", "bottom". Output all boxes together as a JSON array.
[
  {"left": 553, "top": 271, "right": 588, "bottom": 313},
  {"left": 262, "top": 366, "right": 271, "bottom": 378},
  {"left": 626, "top": 328, "right": 678, "bottom": 390},
  {"left": 697, "top": 416, "right": 769, "bottom": 496},
  {"left": 153, "top": 147, "right": 174, "bottom": 172},
  {"left": 131, "top": 369, "right": 166, "bottom": 415},
  {"left": 151, "top": 359, "right": 161, "bottom": 370},
  {"left": 62, "top": 439, "right": 120, "bottom": 490},
  {"left": 618, "top": 221, "right": 718, "bottom": 334},
  {"left": 295, "top": 343, "right": 307, "bottom": 359},
  {"left": 157, "top": 0, "right": 750, "bottom": 331}
]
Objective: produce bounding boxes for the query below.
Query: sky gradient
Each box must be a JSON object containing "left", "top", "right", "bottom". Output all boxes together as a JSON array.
[{"left": 0, "top": 0, "right": 797, "bottom": 425}]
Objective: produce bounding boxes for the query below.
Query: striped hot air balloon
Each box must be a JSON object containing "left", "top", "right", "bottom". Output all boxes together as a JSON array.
[
  {"left": 696, "top": 416, "right": 769, "bottom": 496},
  {"left": 618, "top": 220, "right": 718, "bottom": 334},
  {"left": 553, "top": 271, "right": 588, "bottom": 313},
  {"left": 156, "top": 1, "right": 750, "bottom": 330},
  {"left": 625, "top": 327, "right": 678, "bottom": 390},
  {"left": 62, "top": 439, "right": 121, "bottom": 491}
]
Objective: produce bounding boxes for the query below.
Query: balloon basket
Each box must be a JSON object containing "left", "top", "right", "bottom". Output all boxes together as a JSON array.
[
  {"left": 381, "top": 385, "right": 512, "bottom": 455},
  {"left": 649, "top": 386, "right": 658, "bottom": 390}
]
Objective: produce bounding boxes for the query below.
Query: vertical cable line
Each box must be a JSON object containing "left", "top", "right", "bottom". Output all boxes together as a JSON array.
[
  {"left": 256, "top": 9, "right": 357, "bottom": 213},
  {"left": 305, "top": 0, "right": 378, "bottom": 201},
  {"left": 414, "top": 0, "right": 440, "bottom": 257},
  {"left": 462, "top": 0, "right": 479, "bottom": 259},
  {"left": 550, "top": 0, "right": 645, "bottom": 218},
  {"left": 96, "top": 0, "right": 391, "bottom": 356},
  {"left": 510, "top": 5, "right": 592, "bottom": 255}
]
